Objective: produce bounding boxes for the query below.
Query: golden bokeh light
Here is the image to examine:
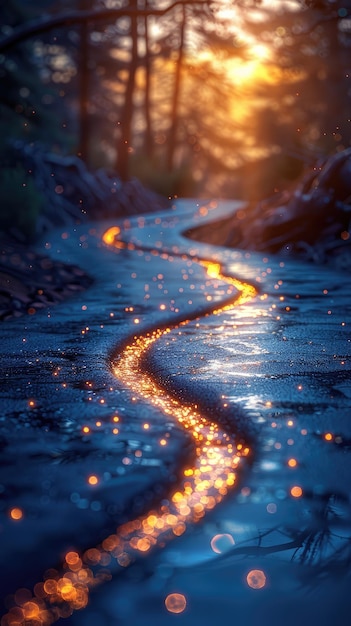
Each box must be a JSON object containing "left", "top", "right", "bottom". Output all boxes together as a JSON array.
[
  {"left": 10, "top": 507, "right": 23, "bottom": 521},
  {"left": 290, "top": 485, "right": 303, "bottom": 498},
  {"left": 165, "top": 593, "right": 187, "bottom": 614},
  {"left": 87, "top": 475, "right": 99, "bottom": 486},
  {"left": 246, "top": 569, "right": 267, "bottom": 589}
]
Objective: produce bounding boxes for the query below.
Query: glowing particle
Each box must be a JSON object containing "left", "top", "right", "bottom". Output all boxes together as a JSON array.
[
  {"left": 266, "top": 502, "right": 277, "bottom": 514},
  {"left": 290, "top": 485, "right": 303, "bottom": 498},
  {"left": 165, "top": 593, "right": 187, "bottom": 614},
  {"left": 65, "top": 551, "right": 80, "bottom": 565},
  {"left": 88, "top": 475, "right": 99, "bottom": 486},
  {"left": 246, "top": 569, "right": 266, "bottom": 589},
  {"left": 10, "top": 507, "right": 23, "bottom": 520},
  {"left": 134, "top": 318, "right": 140, "bottom": 324},
  {"left": 159, "top": 438, "right": 167, "bottom": 446},
  {"left": 28, "top": 399, "right": 35, "bottom": 408},
  {"left": 210, "top": 533, "right": 235, "bottom": 553},
  {"left": 143, "top": 423, "right": 150, "bottom": 430},
  {"left": 82, "top": 426, "right": 90, "bottom": 434},
  {"left": 324, "top": 432, "right": 333, "bottom": 441},
  {"left": 287, "top": 458, "right": 297, "bottom": 468},
  {"left": 102, "top": 226, "right": 121, "bottom": 245},
  {"left": 112, "top": 415, "right": 120, "bottom": 423}
]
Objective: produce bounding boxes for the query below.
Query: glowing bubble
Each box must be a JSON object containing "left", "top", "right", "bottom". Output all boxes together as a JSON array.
[
  {"left": 246, "top": 569, "right": 267, "bottom": 589},
  {"left": 290, "top": 485, "right": 303, "bottom": 498},
  {"left": 102, "top": 226, "right": 121, "bottom": 245},
  {"left": 43, "top": 579, "right": 57, "bottom": 594},
  {"left": 10, "top": 507, "right": 23, "bottom": 520},
  {"left": 88, "top": 475, "right": 99, "bottom": 486},
  {"left": 22, "top": 601, "right": 40, "bottom": 619},
  {"left": 210, "top": 533, "right": 235, "bottom": 554},
  {"left": 165, "top": 593, "right": 187, "bottom": 614}
]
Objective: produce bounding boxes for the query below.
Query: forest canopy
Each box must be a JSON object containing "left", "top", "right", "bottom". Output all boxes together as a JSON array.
[{"left": 1, "top": 0, "right": 351, "bottom": 199}]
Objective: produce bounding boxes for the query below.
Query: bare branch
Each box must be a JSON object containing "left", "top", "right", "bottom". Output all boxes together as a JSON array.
[{"left": 0, "top": 0, "right": 212, "bottom": 53}]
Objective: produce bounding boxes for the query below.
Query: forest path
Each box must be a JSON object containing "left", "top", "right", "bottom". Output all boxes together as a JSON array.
[{"left": 1, "top": 199, "right": 351, "bottom": 626}]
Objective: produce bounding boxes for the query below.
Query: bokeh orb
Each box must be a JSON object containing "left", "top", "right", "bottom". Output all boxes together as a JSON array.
[
  {"left": 210, "top": 533, "right": 235, "bottom": 553},
  {"left": 246, "top": 569, "right": 267, "bottom": 589},
  {"left": 165, "top": 593, "right": 187, "bottom": 614}
]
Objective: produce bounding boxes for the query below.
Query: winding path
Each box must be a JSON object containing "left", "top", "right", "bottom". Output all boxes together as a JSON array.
[
  {"left": 2, "top": 216, "right": 258, "bottom": 626},
  {"left": 3, "top": 199, "right": 351, "bottom": 626}
]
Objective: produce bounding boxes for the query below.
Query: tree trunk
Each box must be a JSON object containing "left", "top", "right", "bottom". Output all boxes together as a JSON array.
[
  {"left": 143, "top": 0, "right": 153, "bottom": 158},
  {"left": 115, "top": 0, "right": 138, "bottom": 180},
  {"left": 166, "top": 3, "right": 186, "bottom": 171},
  {"left": 78, "top": 0, "right": 90, "bottom": 163}
]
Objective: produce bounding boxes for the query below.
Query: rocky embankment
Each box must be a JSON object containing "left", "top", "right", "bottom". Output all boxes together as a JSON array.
[
  {"left": 1, "top": 143, "right": 169, "bottom": 321},
  {"left": 186, "top": 148, "right": 351, "bottom": 271}
]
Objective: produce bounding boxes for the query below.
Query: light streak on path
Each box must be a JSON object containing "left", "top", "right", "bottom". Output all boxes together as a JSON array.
[{"left": 2, "top": 227, "right": 257, "bottom": 626}]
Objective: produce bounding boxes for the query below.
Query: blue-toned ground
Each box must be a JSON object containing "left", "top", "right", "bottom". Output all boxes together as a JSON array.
[{"left": 1, "top": 200, "right": 351, "bottom": 625}]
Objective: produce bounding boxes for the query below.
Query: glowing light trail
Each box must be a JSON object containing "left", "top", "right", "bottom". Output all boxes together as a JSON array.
[{"left": 2, "top": 226, "right": 257, "bottom": 626}]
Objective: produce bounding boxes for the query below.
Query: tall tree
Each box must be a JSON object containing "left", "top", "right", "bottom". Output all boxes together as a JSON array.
[
  {"left": 166, "top": 2, "right": 186, "bottom": 171},
  {"left": 78, "top": 0, "right": 91, "bottom": 161},
  {"left": 115, "top": 0, "right": 139, "bottom": 179},
  {"left": 142, "top": 0, "right": 153, "bottom": 158}
]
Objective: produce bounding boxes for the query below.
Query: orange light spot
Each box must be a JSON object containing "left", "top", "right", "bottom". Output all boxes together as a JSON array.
[
  {"left": 288, "top": 458, "right": 297, "bottom": 468},
  {"left": 65, "top": 551, "right": 80, "bottom": 565},
  {"left": 10, "top": 507, "right": 23, "bottom": 520},
  {"left": 102, "top": 226, "right": 121, "bottom": 245},
  {"left": 82, "top": 426, "right": 90, "bottom": 434},
  {"left": 324, "top": 432, "right": 333, "bottom": 441},
  {"left": 22, "top": 601, "right": 40, "bottom": 619},
  {"left": 159, "top": 438, "right": 167, "bottom": 446},
  {"left": 246, "top": 569, "right": 267, "bottom": 589},
  {"left": 112, "top": 415, "right": 120, "bottom": 422},
  {"left": 43, "top": 579, "right": 57, "bottom": 594},
  {"left": 88, "top": 475, "right": 99, "bottom": 486},
  {"left": 28, "top": 399, "right": 35, "bottom": 408},
  {"left": 165, "top": 593, "right": 187, "bottom": 614},
  {"left": 290, "top": 485, "right": 303, "bottom": 498}
]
